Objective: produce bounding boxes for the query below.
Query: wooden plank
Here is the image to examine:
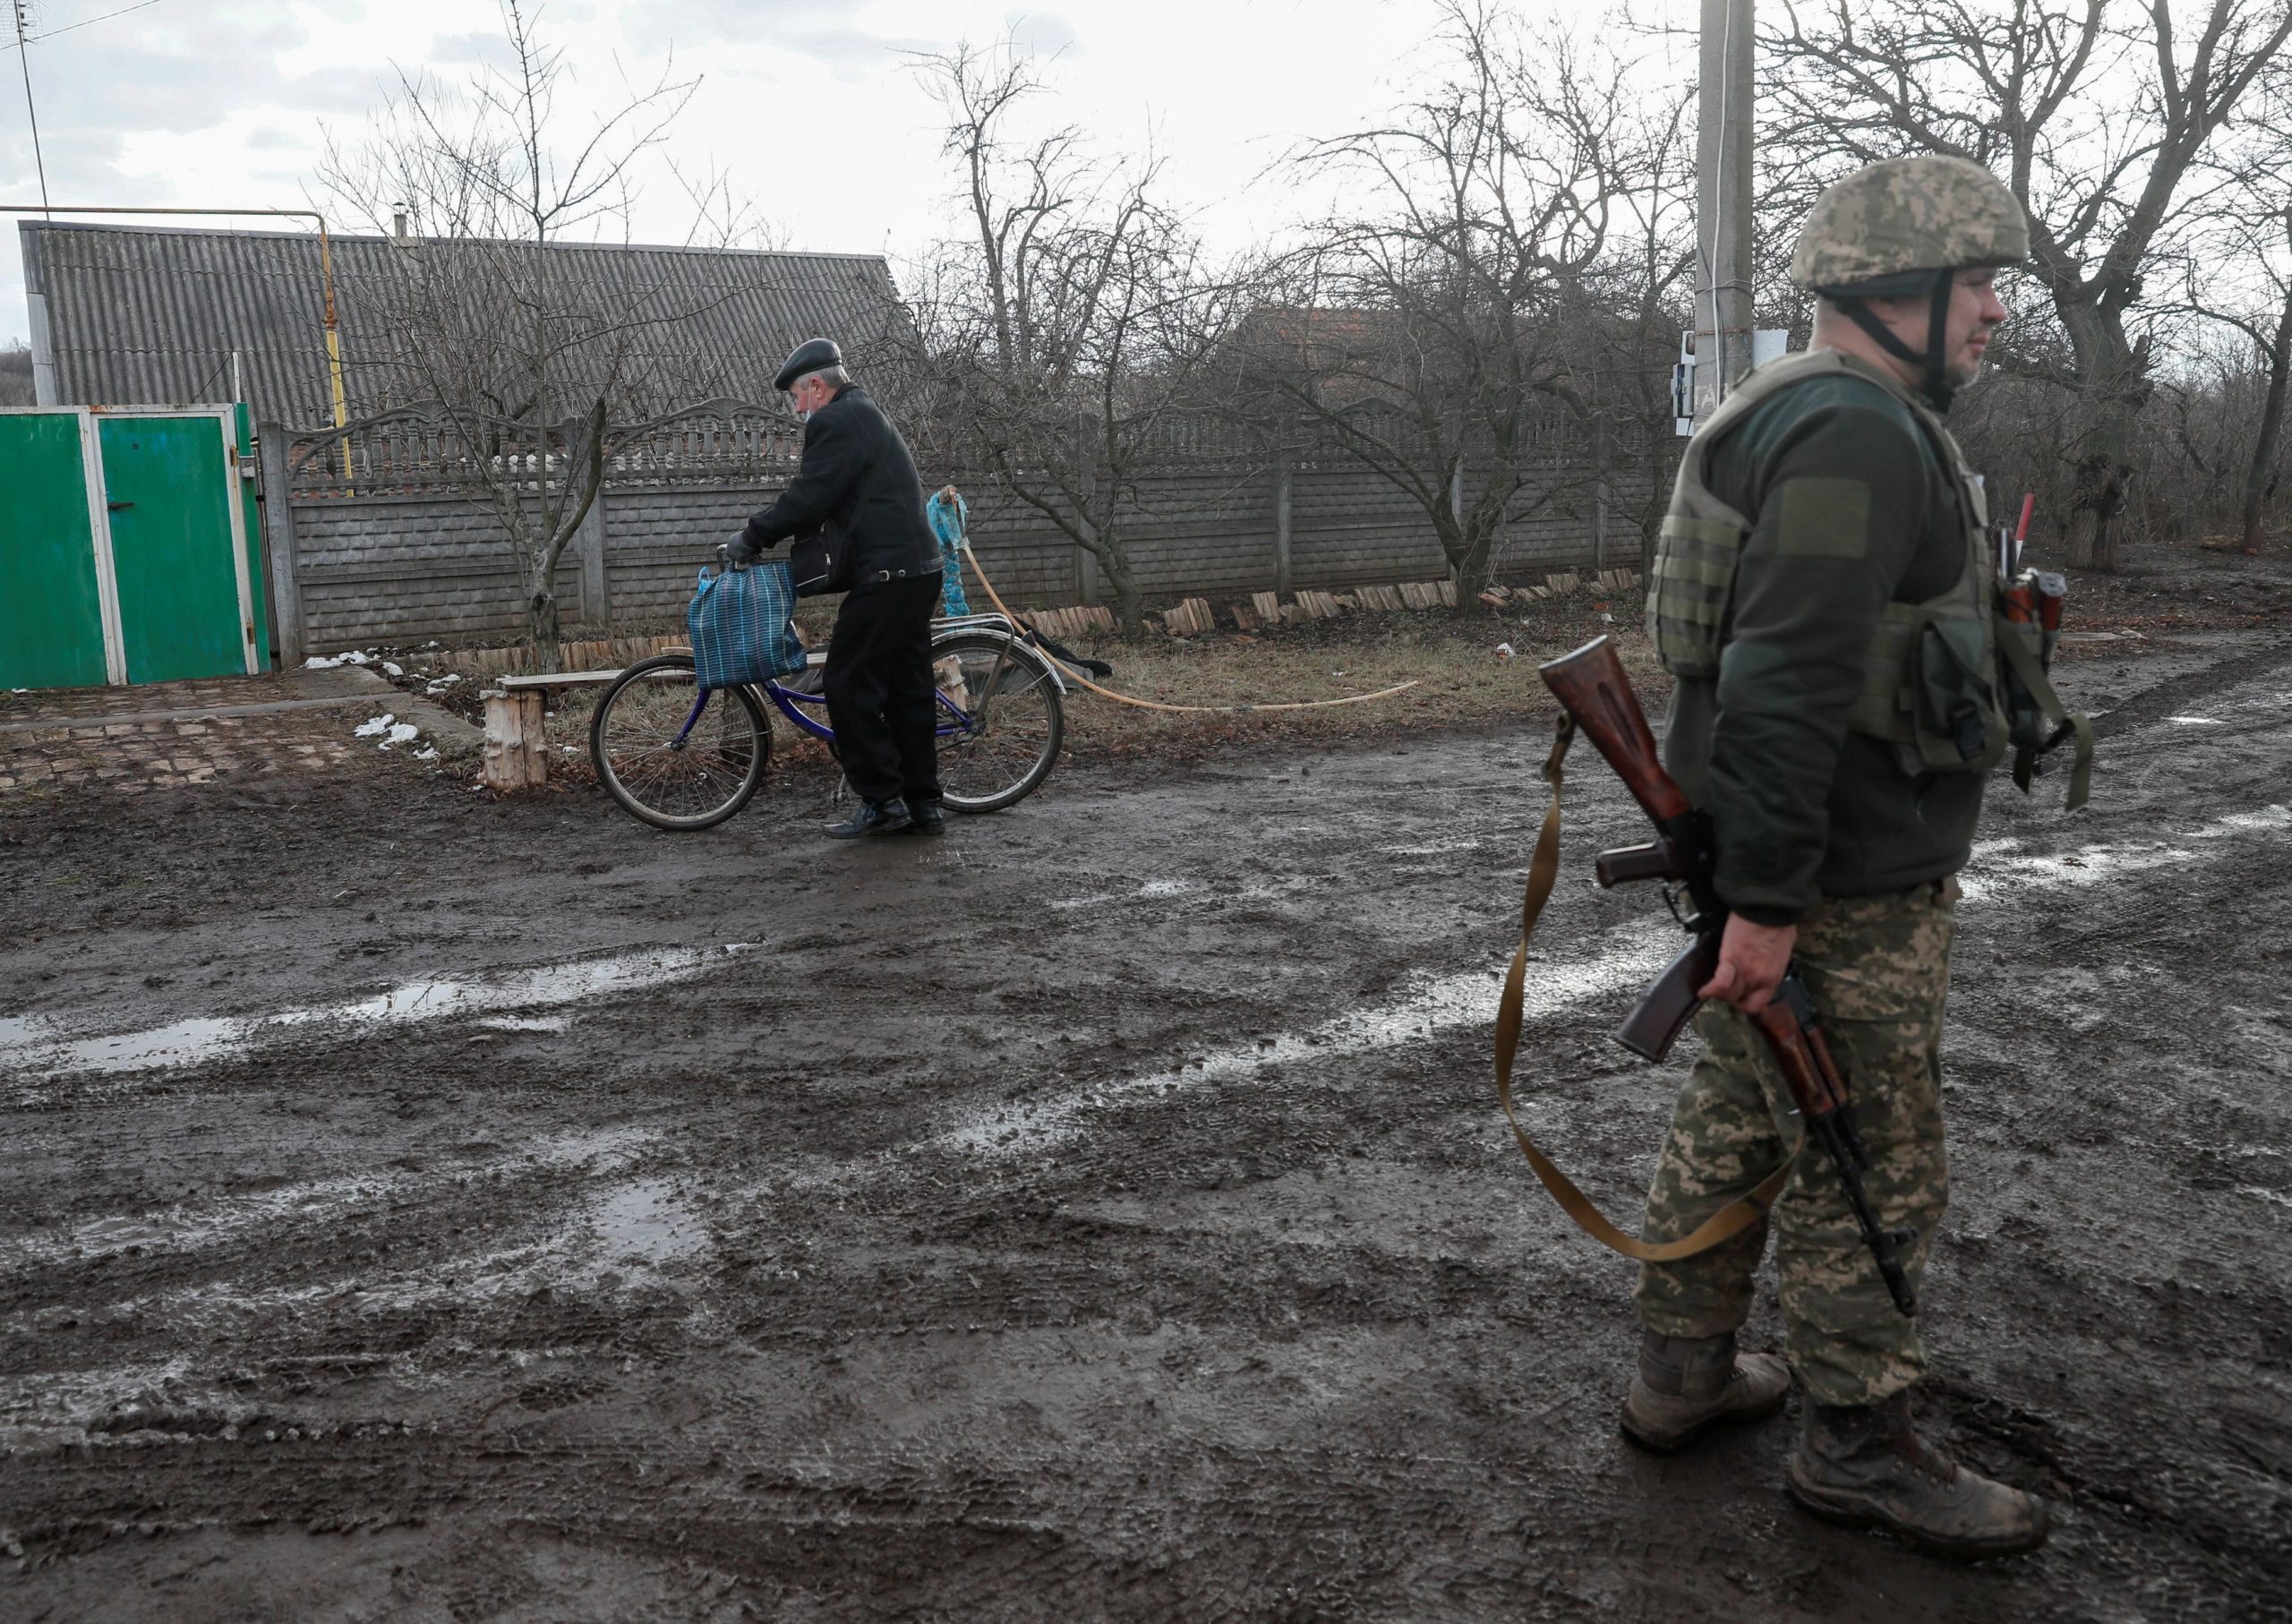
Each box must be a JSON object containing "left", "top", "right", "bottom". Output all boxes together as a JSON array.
[
  {"left": 500, "top": 671, "right": 620, "bottom": 691},
  {"left": 1252, "top": 590, "right": 1280, "bottom": 622}
]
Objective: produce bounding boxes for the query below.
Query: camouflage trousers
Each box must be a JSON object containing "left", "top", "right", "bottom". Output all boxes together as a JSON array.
[{"left": 1632, "top": 879, "right": 1957, "bottom": 1407}]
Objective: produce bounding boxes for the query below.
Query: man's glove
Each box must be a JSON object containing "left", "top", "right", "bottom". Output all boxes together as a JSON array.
[{"left": 725, "top": 528, "right": 765, "bottom": 567}]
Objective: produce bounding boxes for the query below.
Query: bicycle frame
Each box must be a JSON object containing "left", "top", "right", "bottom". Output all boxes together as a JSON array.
[{"left": 664, "top": 631, "right": 1031, "bottom": 750}]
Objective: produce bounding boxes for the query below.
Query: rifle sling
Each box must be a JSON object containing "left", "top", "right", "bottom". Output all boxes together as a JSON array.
[{"left": 1495, "top": 715, "right": 1791, "bottom": 1262}]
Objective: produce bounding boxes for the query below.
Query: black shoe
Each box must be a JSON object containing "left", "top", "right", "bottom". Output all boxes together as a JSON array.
[
  {"left": 825, "top": 798, "right": 911, "bottom": 838},
  {"left": 901, "top": 800, "right": 946, "bottom": 836}
]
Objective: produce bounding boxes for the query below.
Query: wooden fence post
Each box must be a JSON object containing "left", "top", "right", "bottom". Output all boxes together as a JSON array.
[
  {"left": 576, "top": 490, "right": 609, "bottom": 628},
  {"left": 1273, "top": 441, "right": 1294, "bottom": 597},
  {"left": 482, "top": 689, "right": 549, "bottom": 790}
]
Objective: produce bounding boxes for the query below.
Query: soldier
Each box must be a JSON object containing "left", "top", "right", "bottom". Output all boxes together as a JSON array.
[{"left": 1621, "top": 156, "right": 2051, "bottom": 1559}]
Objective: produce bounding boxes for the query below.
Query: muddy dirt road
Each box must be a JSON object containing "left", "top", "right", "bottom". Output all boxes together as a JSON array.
[{"left": 2, "top": 630, "right": 2288, "bottom": 1620}]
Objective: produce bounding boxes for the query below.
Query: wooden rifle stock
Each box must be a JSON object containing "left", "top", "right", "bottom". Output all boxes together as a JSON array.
[{"left": 1537, "top": 637, "right": 1691, "bottom": 825}]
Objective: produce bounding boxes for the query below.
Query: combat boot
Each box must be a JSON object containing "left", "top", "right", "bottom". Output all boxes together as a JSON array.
[
  {"left": 1619, "top": 1329, "right": 1792, "bottom": 1452},
  {"left": 1787, "top": 1391, "right": 2051, "bottom": 1560}
]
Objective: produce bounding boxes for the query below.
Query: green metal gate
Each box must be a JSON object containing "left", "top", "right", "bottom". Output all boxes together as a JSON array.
[{"left": 0, "top": 406, "right": 267, "bottom": 689}]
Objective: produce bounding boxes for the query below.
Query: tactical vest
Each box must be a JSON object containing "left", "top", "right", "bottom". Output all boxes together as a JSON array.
[{"left": 1648, "top": 349, "right": 2090, "bottom": 805}]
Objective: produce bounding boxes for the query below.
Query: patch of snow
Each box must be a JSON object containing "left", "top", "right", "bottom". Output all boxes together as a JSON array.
[
  {"left": 303, "top": 655, "right": 343, "bottom": 670},
  {"left": 382, "top": 661, "right": 404, "bottom": 678},
  {"left": 352, "top": 714, "right": 395, "bottom": 738}
]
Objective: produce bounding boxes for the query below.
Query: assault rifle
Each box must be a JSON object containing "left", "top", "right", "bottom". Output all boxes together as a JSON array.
[{"left": 1538, "top": 635, "right": 1919, "bottom": 1317}]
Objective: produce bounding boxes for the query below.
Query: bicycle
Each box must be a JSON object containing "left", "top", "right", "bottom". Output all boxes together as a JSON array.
[{"left": 588, "top": 608, "right": 1066, "bottom": 832}]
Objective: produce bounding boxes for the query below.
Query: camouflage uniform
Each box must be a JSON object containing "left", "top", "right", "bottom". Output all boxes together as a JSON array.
[
  {"left": 1633, "top": 880, "right": 1955, "bottom": 1406},
  {"left": 1633, "top": 156, "right": 2030, "bottom": 1411},
  {"left": 1621, "top": 153, "right": 2054, "bottom": 1558}
]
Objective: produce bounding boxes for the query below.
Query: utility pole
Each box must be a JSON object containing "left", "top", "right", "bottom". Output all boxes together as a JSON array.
[
  {"left": 13, "top": 2, "right": 50, "bottom": 216},
  {"left": 1694, "top": 0, "right": 1753, "bottom": 418}
]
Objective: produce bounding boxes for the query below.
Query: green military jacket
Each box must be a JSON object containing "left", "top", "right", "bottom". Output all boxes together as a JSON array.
[{"left": 1654, "top": 351, "right": 1986, "bottom": 925}]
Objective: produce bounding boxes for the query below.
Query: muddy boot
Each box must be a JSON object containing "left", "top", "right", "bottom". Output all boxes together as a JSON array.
[
  {"left": 1619, "top": 1329, "right": 1792, "bottom": 1453},
  {"left": 1787, "top": 1392, "right": 2051, "bottom": 1560}
]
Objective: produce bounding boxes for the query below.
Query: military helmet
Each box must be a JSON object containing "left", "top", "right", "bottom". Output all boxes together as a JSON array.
[{"left": 1792, "top": 156, "right": 2028, "bottom": 297}]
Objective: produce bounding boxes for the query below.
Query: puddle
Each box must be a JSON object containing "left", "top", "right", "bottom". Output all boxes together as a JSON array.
[
  {"left": 0, "top": 945, "right": 754, "bottom": 1088},
  {"left": 77, "top": 1215, "right": 187, "bottom": 1251},
  {"left": 0, "top": 1124, "right": 661, "bottom": 1278},
  {"left": 589, "top": 1178, "right": 705, "bottom": 1267}
]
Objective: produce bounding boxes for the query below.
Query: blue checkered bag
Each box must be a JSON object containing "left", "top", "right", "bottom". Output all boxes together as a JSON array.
[{"left": 687, "top": 560, "right": 806, "bottom": 689}]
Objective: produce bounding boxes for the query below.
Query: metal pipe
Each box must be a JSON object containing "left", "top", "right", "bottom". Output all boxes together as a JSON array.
[{"left": 0, "top": 204, "right": 355, "bottom": 478}]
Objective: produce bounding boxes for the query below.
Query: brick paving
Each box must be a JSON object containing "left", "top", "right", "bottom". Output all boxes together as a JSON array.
[{"left": 0, "top": 669, "right": 481, "bottom": 798}]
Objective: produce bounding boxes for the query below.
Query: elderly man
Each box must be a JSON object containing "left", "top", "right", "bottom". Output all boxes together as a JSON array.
[{"left": 731, "top": 338, "right": 946, "bottom": 837}]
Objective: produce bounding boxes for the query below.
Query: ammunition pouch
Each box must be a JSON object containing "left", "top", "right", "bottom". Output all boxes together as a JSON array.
[{"left": 1994, "top": 612, "right": 2094, "bottom": 810}]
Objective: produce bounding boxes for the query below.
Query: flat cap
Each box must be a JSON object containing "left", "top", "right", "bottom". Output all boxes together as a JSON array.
[{"left": 774, "top": 337, "right": 843, "bottom": 391}]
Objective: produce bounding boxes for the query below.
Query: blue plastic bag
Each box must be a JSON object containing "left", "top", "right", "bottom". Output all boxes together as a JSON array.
[
  {"left": 925, "top": 488, "right": 971, "bottom": 616},
  {"left": 688, "top": 560, "right": 806, "bottom": 689}
]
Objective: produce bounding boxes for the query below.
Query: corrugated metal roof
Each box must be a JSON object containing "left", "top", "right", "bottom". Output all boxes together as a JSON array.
[{"left": 21, "top": 220, "right": 907, "bottom": 425}]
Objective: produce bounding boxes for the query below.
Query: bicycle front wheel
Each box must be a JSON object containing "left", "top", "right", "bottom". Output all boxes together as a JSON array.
[
  {"left": 589, "top": 654, "right": 771, "bottom": 831},
  {"left": 928, "top": 630, "right": 1065, "bottom": 812}
]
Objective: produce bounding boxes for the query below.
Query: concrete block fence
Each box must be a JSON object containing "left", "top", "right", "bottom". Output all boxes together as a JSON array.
[{"left": 257, "top": 426, "right": 1653, "bottom": 663}]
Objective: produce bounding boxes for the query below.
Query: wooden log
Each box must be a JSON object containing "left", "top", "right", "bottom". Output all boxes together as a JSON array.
[{"left": 481, "top": 688, "right": 549, "bottom": 791}]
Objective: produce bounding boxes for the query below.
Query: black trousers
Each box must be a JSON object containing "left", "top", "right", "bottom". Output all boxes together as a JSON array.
[{"left": 822, "top": 574, "right": 942, "bottom": 808}]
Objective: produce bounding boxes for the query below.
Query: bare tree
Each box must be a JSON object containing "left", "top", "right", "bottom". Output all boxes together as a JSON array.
[
  {"left": 318, "top": 0, "right": 738, "bottom": 666},
  {"left": 1762, "top": 0, "right": 2292, "bottom": 570},
  {"left": 1233, "top": 3, "right": 1666, "bottom": 605},
  {"left": 899, "top": 40, "right": 1240, "bottom": 631},
  {"left": 0, "top": 340, "right": 31, "bottom": 407}
]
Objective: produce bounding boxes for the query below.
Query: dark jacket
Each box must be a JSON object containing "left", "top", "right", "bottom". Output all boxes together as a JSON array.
[
  {"left": 741, "top": 386, "right": 939, "bottom": 578},
  {"left": 1660, "top": 371, "right": 1983, "bottom": 924}
]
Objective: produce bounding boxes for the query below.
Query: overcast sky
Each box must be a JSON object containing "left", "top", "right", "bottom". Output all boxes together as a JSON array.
[{"left": 0, "top": 0, "right": 1690, "bottom": 351}]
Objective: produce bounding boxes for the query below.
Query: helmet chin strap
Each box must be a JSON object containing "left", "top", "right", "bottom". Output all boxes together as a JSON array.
[{"left": 1835, "top": 269, "right": 1958, "bottom": 410}]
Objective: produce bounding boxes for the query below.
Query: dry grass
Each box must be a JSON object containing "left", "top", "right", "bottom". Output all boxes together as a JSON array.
[{"left": 1025, "top": 598, "right": 1662, "bottom": 764}]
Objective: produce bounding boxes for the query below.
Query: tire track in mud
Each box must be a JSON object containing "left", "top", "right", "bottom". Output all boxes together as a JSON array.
[{"left": 4, "top": 637, "right": 2290, "bottom": 1618}]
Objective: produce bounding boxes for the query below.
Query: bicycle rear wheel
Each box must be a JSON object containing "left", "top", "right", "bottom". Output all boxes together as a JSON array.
[
  {"left": 928, "top": 630, "right": 1065, "bottom": 812},
  {"left": 590, "top": 654, "right": 771, "bottom": 831}
]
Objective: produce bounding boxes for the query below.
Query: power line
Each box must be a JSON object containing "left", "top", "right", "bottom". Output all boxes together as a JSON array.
[{"left": 4, "top": 0, "right": 166, "bottom": 53}]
